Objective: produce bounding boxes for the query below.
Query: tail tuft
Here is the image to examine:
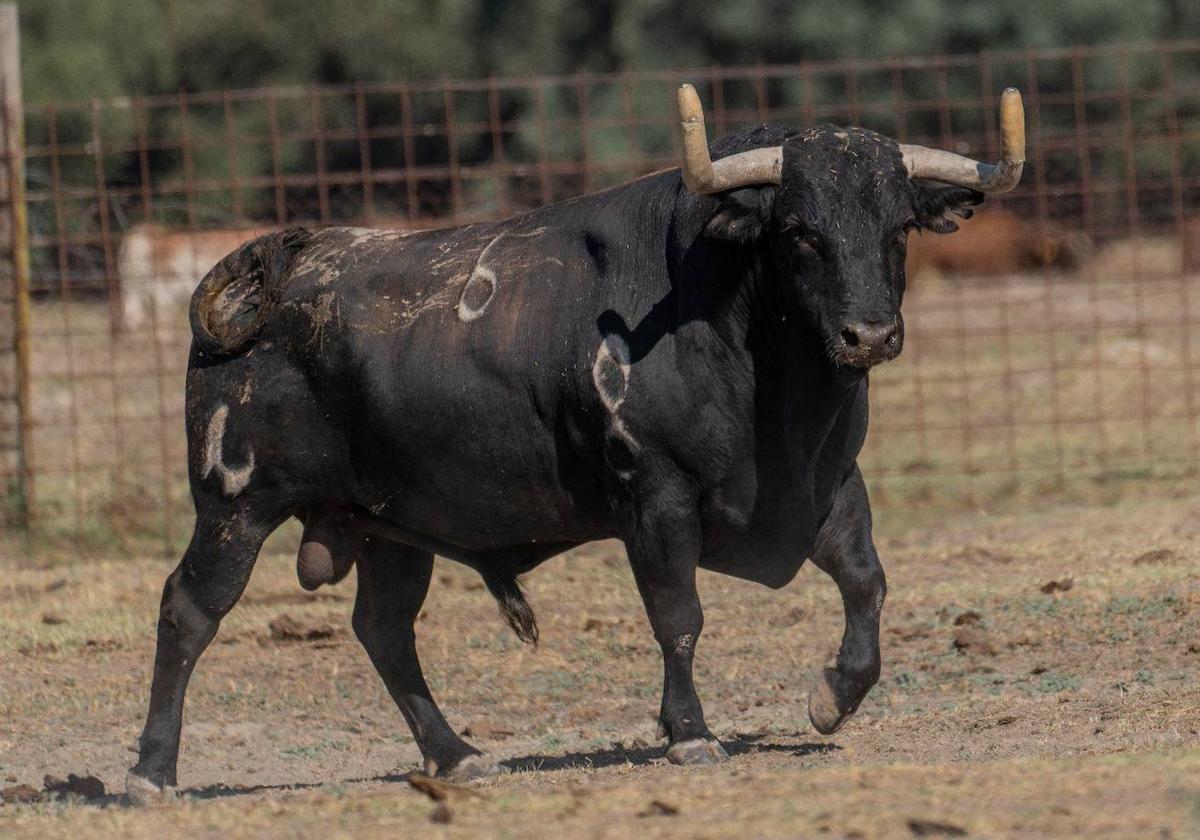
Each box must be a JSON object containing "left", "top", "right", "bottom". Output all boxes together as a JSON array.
[
  {"left": 190, "top": 227, "right": 313, "bottom": 356},
  {"left": 484, "top": 574, "right": 539, "bottom": 645}
]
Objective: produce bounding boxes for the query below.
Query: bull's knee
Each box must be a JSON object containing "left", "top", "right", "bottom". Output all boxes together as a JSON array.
[{"left": 159, "top": 569, "right": 218, "bottom": 639}]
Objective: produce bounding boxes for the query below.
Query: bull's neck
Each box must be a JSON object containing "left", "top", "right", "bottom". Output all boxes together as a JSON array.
[{"left": 671, "top": 221, "right": 865, "bottom": 408}]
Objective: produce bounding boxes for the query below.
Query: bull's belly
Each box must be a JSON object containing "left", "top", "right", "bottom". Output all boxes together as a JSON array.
[
  {"left": 695, "top": 480, "right": 823, "bottom": 589},
  {"left": 698, "top": 522, "right": 812, "bottom": 589},
  {"left": 361, "top": 489, "right": 609, "bottom": 556},
  {"left": 343, "top": 432, "right": 611, "bottom": 556}
]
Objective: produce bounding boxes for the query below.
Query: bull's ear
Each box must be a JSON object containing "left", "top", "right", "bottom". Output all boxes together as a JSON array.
[
  {"left": 913, "top": 184, "right": 984, "bottom": 234},
  {"left": 705, "top": 186, "right": 776, "bottom": 243}
]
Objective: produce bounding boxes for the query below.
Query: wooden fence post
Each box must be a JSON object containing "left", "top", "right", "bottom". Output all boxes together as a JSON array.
[{"left": 0, "top": 2, "right": 32, "bottom": 527}]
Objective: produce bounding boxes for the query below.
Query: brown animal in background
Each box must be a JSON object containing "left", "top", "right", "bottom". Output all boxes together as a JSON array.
[
  {"left": 117, "top": 224, "right": 272, "bottom": 334},
  {"left": 905, "top": 208, "right": 1090, "bottom": 279},
  {"left": 117, "top": 219, "right": 439, "bottom": 336}
]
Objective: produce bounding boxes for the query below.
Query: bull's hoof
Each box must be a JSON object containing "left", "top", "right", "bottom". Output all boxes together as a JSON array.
[
  {"left": 665, "top": 738, "right": 729, "bottom": 766},
  {"left": 429, "top": 753, "right": 507, "bottom": 782},
  {"left": 125, "top": 770, "right": 178, "bottom": 807},
  {"left": 808, "top": 668, "right": 856, "bottom": 735}
]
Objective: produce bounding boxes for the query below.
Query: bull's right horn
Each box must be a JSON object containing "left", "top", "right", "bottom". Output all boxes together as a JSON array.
[
  {"left": 898, "top": 87, "right": 1026, "bottom": 193},
  {"left": 677, "top": 83, "right": 783, "bottom": 194}
]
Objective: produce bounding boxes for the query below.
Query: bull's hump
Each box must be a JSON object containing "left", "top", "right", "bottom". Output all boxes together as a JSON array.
[{"left": 285, "top": 222, "right": 580, "bottom": 341}]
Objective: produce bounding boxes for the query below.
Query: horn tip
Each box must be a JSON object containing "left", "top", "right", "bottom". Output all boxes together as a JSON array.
[{"left": 678, "top": 83, "right": 703, "bottom": 122}]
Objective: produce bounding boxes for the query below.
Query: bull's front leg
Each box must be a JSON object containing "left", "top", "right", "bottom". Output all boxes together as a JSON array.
[
  {"left": 627, "top": 507, "right": 728, "bottom": 765},
  {"left": 808, "top": 464, "right": 887, "bottom": 734}
]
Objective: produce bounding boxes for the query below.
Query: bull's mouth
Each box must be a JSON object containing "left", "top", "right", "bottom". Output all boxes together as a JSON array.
[{"left": 831, "top": 343, "right": 902, "bottom": 369}]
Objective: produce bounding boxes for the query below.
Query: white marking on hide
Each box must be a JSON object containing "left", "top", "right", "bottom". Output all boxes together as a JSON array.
[
  {"left": 345, "top": 226, "right": 421, "bottom": 243},
  {"left": 591, "top": 335, "right": 630, "bottom": 413},
  {"left": 301, "top": 291, "right": 339, "bottom": 349},
  {"left": 457, "top": 234, "right": 504, "bottom": 322},
  {"left": 202, "top": 404, "right": 256, "bottom": 497}
]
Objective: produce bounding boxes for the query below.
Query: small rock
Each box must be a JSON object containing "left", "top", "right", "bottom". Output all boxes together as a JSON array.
[
  {"left": 1039, "top": 578, "right": 1074, "bottom": 595},
  {"left": 996, "top": 715, "right": 1017, "bottom": 726},
  {"left": 953, "top": 610, "right": 982, "bottom": 626},
  {"left": 1, "top": 783, "right": 41, "bottom": 804},
  {"left": 41, "top": 613, "right": 66, "bottom": 626},
  {"left": 952, "top": 627, "right": 996, "bottom": 656},
  {"left": 43, "top": 773, "right": 105, "bottom": 800},
  {"left": 268, "top": 613, "right": 338, "bottom": 642},
  {"left": 1133, "top": 548, "right": 1174, "bottom": 565},
  {"left": 582, "top": 618, "right": 606, "bottom": 632},
  {"left": 638, "top": 799, "right": 680, "bottom": 817},
  {"left": 1188, "top": 642, "right": 1200, "bottom": 654},
  {"left": 907, "top": 817, "right": 967, "bottom": 836}
]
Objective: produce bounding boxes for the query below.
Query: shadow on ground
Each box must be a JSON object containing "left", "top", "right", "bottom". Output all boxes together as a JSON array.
[
  {"left": 78, "top": 736, "right": 839, "bottom": 808},
  {"left": 502, "top": 735, "right": 839, "bottom": 773}
]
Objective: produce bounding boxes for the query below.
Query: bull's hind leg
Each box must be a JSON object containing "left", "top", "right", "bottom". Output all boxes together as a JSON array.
[
  {"left": 127, "top": 506, "right": 279, "bottom": 804},
  {"left": 353, "top": 538, "right": 503, "bottom": 781},
  {"left": 807, "top": 465, "right": 887, "bottom": 734}
]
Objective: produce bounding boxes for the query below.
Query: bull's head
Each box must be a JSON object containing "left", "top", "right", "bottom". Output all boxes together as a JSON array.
[{"left": 677, "top": 84, "right": 1025, "bottom": 368}]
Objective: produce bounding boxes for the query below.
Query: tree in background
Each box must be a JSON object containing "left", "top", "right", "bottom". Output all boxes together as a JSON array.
[
  {"left": 18, "top": 0, "right": 1200, "bottom": 101},
  {"left": 12, "top": 0, "right": 1200, "bottom": 283}
]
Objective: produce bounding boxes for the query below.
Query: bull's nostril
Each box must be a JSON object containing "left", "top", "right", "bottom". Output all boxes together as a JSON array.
[{"left": 841, "top": 328, "right": 860, "bottom": 347}]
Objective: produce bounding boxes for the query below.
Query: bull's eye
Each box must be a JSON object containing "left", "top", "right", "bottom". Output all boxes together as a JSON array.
[{"left": 794, "top": 232, "right": 823, "bottom": 258}]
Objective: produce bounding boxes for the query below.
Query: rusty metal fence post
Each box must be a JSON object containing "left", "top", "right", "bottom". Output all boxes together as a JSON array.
[
  {"left": 0, "top": 2, "right": 32, "bottom": 529},
  {"left": 5, "top": 43, "right": 1200, "bottom": 553}
]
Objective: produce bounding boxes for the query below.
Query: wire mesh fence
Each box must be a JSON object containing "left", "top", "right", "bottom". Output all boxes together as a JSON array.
[{"left": 4, "top": 41, "right": 1200, "bottom": 559}]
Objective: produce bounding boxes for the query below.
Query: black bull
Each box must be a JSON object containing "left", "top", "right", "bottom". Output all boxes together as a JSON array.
[{"left": 128, "top": 122, "right": 988, "bottom": 801}]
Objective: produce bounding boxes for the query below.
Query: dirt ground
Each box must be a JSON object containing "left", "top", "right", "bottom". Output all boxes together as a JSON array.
[{"left": 2, "top": 492, "right": 1199, "bottom": 838}]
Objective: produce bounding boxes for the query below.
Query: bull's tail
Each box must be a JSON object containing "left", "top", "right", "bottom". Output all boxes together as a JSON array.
[
  {"left": 190, "top": 227, "right": 313, "bottom": 356},
  {"left": 483, "top": 573, "right": 539, "bottom": 645}
]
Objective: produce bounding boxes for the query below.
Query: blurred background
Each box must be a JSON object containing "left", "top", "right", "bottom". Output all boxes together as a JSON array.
[{"left": 3, "top": 1, "right": 1200, "bottom": 560}]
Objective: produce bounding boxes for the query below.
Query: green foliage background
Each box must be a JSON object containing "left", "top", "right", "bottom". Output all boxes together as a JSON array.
[
  {"left": 17, "top": 0, "right": 1200, "bottom": 103},
  {"left": 12, "top": 1, "right": 1200, "bottom": 279}
]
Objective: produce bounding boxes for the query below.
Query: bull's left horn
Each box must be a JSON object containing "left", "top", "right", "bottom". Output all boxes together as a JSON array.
[
  {"left": 678, "top": 83, "right": 782, "bottom": 194},
  {"left": 899, "top": 87, "right": 1025, "bottom": 193}
]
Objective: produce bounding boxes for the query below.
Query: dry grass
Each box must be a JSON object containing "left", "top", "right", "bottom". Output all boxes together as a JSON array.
[{"left": 2, "top": 492, "right": 1199, "bottom": 837}]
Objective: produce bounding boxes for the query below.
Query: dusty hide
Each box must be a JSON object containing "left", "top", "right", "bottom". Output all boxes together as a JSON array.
[{"left": 115, "top": 218, "right": 433, "bottom": 334}]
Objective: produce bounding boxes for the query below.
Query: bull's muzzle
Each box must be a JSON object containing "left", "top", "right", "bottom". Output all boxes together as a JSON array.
[{"left": 835, "top": 318, "right": 902, "bottom": 368}]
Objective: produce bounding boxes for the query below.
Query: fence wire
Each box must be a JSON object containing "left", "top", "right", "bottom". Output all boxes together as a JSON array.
[{"left": 4, "top": 42, "right": 1200, "bottom": 558}]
